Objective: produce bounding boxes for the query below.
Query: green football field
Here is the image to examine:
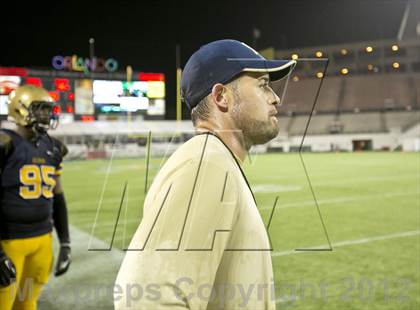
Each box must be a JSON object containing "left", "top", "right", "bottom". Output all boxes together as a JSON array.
[{"left": 40, "top": 151, "right": 419, "bottom": 309}]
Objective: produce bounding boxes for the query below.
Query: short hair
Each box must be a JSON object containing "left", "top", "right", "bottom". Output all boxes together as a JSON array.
[
  {"left": 191, "top": 96, "right": 210, "bottom": 126},
  {"left": 190, "top": 78, "right": 240, "bottom": 126}
]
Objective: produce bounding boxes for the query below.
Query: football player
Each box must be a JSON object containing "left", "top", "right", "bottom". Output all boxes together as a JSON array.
[{"left": 0, "top": 84, "right": 71, "bottom": 310}]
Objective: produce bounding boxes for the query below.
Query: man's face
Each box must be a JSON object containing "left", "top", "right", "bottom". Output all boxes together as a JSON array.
[
  {"left": 230, "top": 72, "right": 281, "bottom": 146},
  {"left": 31, "top": 101, "right": 53, "bottom": 126}
]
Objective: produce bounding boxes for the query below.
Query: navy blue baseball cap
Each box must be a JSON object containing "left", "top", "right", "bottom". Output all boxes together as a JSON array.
[{"left": 181, "top": 39, "right": 296, "bottom": 109}]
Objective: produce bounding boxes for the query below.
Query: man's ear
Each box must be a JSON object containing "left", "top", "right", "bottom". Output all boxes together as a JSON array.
[{"left": 209, "top": 83, "right": 228, "bottom": 112}]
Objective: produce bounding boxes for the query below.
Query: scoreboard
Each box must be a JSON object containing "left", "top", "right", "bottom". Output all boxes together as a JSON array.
[{"left": 0, "top": 67, "right": 166, "bottom": 121}]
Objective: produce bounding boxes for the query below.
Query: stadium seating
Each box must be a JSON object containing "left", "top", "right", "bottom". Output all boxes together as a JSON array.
[
  {"left": 282, "top": 111, "right": 420, "bottom": 136},
  {"left": 286, "top": 114, "right": 339, "bottom": 136},
  {"left": 341, "top": 75, "right": 414, "bottom": 111},
  {"left": 338, "top": 112, "right": 383, "bottom": 133},
  {"left": 318, "top": 77, "right": 343, "bottom": 113},
  {"left": 281, "top": 73, "right": 419, "bottom": 115},
  {"left": 385, "top": 111, "right": 420, "bottom": 131},
  {"left": 277, "top": 116, "right": 292, "bottom": 135},
  {"left": 283, "top": 77, "right": 342, "bottom": 114}
]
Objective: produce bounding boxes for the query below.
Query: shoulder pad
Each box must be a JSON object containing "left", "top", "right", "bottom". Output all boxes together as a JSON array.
[
  {"left": 55, "top": 138, "right": 68, "bottom": 158},
  {"left": 0, "top": 130, "right": 13, "bottom": 155},
  {"left": 0, "top": 130, "right": 13, "bottom": 165}
]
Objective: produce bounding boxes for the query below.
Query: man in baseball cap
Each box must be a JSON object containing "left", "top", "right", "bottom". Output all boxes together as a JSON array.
[
  {"left": 182, "top": 39, "right": 295, "bottom": 111},
  {"left": 115, "top": 39, "right": 295, "bottom": 310},
  {"left": 182, "top": 39, "right": 295, "bottom": 157}
]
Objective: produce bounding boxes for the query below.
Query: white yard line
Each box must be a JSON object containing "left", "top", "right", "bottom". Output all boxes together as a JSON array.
[
  {"left": 87, "top": 144, "right": 117, "bottom": 250},
  {"left": 38, "top": 227, "right": 418, "bottom": 308},
  {"left": 276, "top": 295, "right": 300, "bottom": 303},
  {"left": 272, "top": 230, "right": 420, "bottom": 257},
  {"left": 68, "top": 190, "right": 418, "bottom": 215},
  {"left": 313, "top": 173, "right": 418, "bottom": 186},
  {"left": 64, "top": 172, "right": 418, "bottom": 192},
  {"left": 72, "top": 217, "right": 140, "bottom": 226},
  {"left": 70, "top": 191, "right": 418, "bottom": 233},
  {"left": 274, "top": 229, "right": 420, "bottom": 304},
  {"left": 254, "top": 173, "right": 418, "bottom": 185},
  {"left": 260, "top": 191, "right": 419, "bottom": 210}
]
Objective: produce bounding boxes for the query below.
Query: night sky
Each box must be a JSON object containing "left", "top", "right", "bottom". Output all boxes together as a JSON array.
[{"left": 1, "top": 0, "right": 412, "bottom": 119}]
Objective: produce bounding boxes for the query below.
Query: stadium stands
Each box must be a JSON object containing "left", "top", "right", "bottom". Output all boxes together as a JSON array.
[
  {"left": 2, "top": 37, "right": 419, "bottom": 154},
  {"left": 282, "top": 77, "right": 342, "bottom": 114},
  {"left": 286, "top": 114, "right": 338, "bottom": 136},
  {"left": 341, "top": 74, "right": 415, "bottom": 111},
  {"left": 277, "top": 115, "right": 292, "bottom": 135},
  {"left": 385, "top": 111, "right": 420, "bottom": 130},
  {"left": 282, "top": 72, "right": 419, "bottom": 115},
  {"left": 338, "top": 112, "right": 384, "bottom": 133},
  {"left": 278, "top": 110, "right": 419, "bottom": 136}
]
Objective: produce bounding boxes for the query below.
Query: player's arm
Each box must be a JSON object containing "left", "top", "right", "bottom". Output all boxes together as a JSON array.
[
  {"left": 52, "top": 140, "right": 71, "bottom": 277},
  {"left": 0, "top": 131, "right": 16, "bottom": 287},
  {"left": 53, "top": 176, "right": 70, "bottom": 245},
  {"left": 0, "top": 250, "right": 16, "bottom": 287},
  {"left": 0, "top": 130, "right": 12, "bottom": 173}
]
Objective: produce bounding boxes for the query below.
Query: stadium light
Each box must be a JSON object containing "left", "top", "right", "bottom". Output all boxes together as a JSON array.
[
  {"left": 81, "top": 116, "right": 94, "bottom": 122},
  {"left": 365, "top": 46, "right": 373, "bottom": 53},
  {"left": 391, "top": 44, "right": 399, "bottom": 52},
  {"left": 54, "top": 78, "right": 70, "bottom": 91},
  {"left": 341, "top": 68, "right": 349, "bottom": 75},
  {"left": 392, "top": 62, "right": 400, "bottom": 69},
  {"left": 340, "top": 48, "right": 348, "bottom": 55},
  {"left": 292, "top": 75, "right": 299, "bottom": 82},
  {"left": 315, "top": 51, "right": 323, "bottom": 58},
  {"left": 26, "top": 77, "right": 43, "bottom": 88},
  {"left": 52, "top": 105, "right": 61, "bottom": 115},
  {"left": 66, "top": 106, "right": 74, "bottom": 113},
  {"left": 316, "top": 72, "right": 323, "bottom": 78},
  {"left": 48, "top": 91, "right": 59, "bottom": 102},
  {"left": 291, "top": 53, "right": 299, "bottom": 60}
]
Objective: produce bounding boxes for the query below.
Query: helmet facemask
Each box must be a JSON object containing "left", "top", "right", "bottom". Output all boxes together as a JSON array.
[{"left": 25, "top": 101, "right": 59, "bottom": 134}]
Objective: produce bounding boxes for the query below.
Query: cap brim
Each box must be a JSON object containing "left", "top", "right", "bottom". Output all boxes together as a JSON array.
[{"left": 241, "top": 59, "right": 297, "bottom": 81}]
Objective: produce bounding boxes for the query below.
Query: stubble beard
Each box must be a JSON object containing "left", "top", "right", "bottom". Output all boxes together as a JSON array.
[{"left": 232, "top": 102, "right": 280, "bottom": 148}]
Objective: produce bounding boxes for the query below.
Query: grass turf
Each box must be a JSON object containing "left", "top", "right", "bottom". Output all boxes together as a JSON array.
[{"left": 54, "top": 151, "right": 419, "bottom": 309}]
